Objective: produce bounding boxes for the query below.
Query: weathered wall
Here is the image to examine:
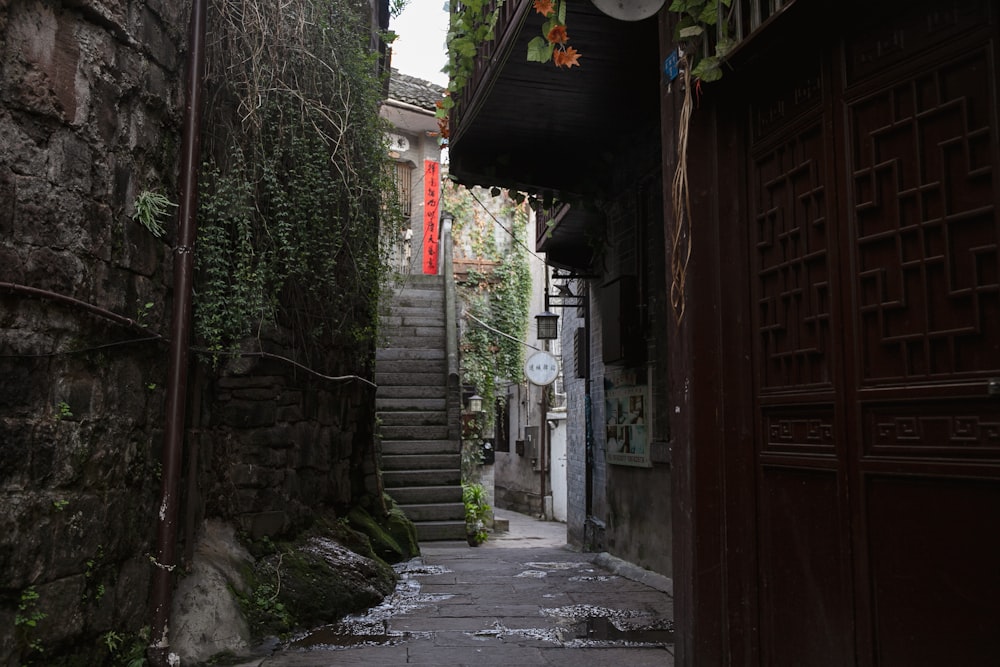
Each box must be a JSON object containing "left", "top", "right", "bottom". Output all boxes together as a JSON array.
[
  {"left": 562, "top": 131, "right": 673, "bottom": 578},
  {"left": 195, "top": 346, "right": 380, "bottom": 541},
  {"left": 0, "top": 0, "right": 384, "bottom": 663},
  {"left": 0, "top": 0, "right": 186, "bottom": 662}
]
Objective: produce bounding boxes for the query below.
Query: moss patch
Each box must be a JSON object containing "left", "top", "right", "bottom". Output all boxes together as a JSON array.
[{"left": 346, "top": 500, "right": 419, "bottom": 565}]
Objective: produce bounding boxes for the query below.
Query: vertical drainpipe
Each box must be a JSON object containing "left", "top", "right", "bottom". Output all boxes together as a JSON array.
[{"left": 149, "top": 0, "right": 207, "bottom": 662}]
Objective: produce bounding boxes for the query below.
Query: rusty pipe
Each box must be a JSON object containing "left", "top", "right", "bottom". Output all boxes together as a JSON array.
[
  {"left": 0, "top": 281, "right": 164, "bottom": 339},
  {"left": 148, "top": 0, "right": 206, "bottom": 661}
]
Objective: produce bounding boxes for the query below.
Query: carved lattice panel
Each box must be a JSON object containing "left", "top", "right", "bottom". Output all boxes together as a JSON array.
[
  {"left": 849, "top": 49, "right": 1000, "bottom": 381},
  {"left": 752, "top": 123, "right": 833, "bottom": 390}
]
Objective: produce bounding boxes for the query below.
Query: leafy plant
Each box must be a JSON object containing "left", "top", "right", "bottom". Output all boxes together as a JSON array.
[
  {"left": 239, "top": 556, "right": 294, "bottom": 638},
  {"left": 103, "top": 626, "right": 148, "bottom": 667},
  {"left": 15, "top": 587, "right": 45, "bottom": 628},
  {"left": 15, "top": 586, "right": 46, "bottom": 659},
  {"left": 462, "top": 483, "right": 491, "bottom": 545},
  {"left": 135, "top": 300, "right": 154, "bottom": 327},
  {"left": 195, "top": 0, "right": 395, "bottom": 364},
  {"left": 52, "top": 499, "right": 69, "bottom": 511},
  {"left": 668, "top": 0, "right": 736, "bottom": 83},
  {"left": 132, "top": 191, "right": 177, "bottom": 238},
  {"left": 526, "top": 0, "right": 581, "bottom": 68},
  {"left": 54, "top": 401, "right": 72, "bottom": 420},
  {"left": 447, "top": 184, "right": 532, "bottom": 421}
]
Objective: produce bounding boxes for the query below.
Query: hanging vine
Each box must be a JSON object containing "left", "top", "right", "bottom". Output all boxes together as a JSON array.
[
  {"left": 195, "top": 0, "right": 399, "bottom": 365},
  {"left": 667, "top": 0, "right": 735, "bottom": 321},
  {"left": 445, "top": 183, "right": 532, "bottom": 420}
]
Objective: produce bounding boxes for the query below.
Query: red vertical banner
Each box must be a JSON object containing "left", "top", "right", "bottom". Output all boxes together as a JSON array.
[{"left": 422, "top": 160, "right": 440, "bottom": 274}]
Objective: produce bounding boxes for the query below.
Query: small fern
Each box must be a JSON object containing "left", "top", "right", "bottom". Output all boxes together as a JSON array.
[{"left": 132, "top": 191, "right": 176, "bottom": 238}]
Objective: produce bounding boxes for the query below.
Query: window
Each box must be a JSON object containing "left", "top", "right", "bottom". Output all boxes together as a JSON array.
[{"left": 393, "top": 161, "right": 413, "bottom": 218}]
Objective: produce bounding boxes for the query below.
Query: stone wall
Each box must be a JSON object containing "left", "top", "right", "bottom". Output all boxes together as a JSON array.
[
  {"left": 0, "top": 0, "right": 383, "bottom": 663},
  {"left": 196, "top": 348, "right": 380, "bottom": 541},
  {"left": 1, "top": 0, "right": 186, "bottom": 662}
]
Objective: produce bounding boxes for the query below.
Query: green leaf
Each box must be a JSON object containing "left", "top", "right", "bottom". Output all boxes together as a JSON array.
[
  {"left": 668, "top": 0, "right": 688, "bottom": 11},
  {"left": 692, "top": 56, "right": 723, "bottom": 82},
  {"left": 698, "top": 2, "right": 718, "bottom": 25},
  {"left": 557, "top": 0, "right": 567, "bottom": 24},
  {"left": 679, "top": 25, "right": 704, "bottom": 38},
  {"left": 526, "top": 36, "right": 553, "bottom": 63},
  {"left": 715, "top": 36, "right": 736, "bottom": 58},
  {"left": 439, "top": 96, "right": 455, "bottom": 109}
]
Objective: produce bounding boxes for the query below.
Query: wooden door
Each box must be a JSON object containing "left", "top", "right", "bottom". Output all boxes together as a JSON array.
[{"left": 745, "top": 3, "right": 1000, "bottom": 664}]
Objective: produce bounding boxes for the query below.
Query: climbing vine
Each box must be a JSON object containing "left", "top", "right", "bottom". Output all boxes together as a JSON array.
[
  {"left": 669, "top": 0, "right": 736, "bottom": 83},
  {"left": 194, "top": 0, "right": 398, "bottom": 364},
  {"left": 445, "top": 183, "right": 532, "bottom": 419},
  {"left": 666, "top": 0, "right": 736, "bottom": 320}
]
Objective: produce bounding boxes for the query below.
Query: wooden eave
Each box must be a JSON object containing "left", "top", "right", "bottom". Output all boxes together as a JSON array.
[
  {"left": 448, "top": 0, "right": 660, "bottom": 270},
  {"left": 448, "top": 0, "right": 661, "bottom": 206}
]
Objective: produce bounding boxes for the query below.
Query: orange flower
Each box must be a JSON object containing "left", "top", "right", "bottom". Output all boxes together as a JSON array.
[
  {"left": 546, "top": 24, "right": 568, "bottom": 45},
  {"left": 533, "top": 0, "right": 555, "bottom": 16},
  {"left": 553, "top": 46, "right": 581, "bottom": 68}
]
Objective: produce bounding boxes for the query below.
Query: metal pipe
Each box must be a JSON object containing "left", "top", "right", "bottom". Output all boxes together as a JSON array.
[
  {"left": 0, "top": 281, "right": 164, "bottom": 339},
  {"left": 148, "top": 0, "right": 206, "bottom": 661}
]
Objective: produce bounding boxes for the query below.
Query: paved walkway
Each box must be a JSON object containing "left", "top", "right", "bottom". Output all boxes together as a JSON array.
[{"left": 249, "top": 510, "right": 675, "bottom": 666}]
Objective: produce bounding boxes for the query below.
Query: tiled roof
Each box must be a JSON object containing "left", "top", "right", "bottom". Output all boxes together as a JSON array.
[{"left": 388, "top": 68, "right": 445, "bottom": 112}]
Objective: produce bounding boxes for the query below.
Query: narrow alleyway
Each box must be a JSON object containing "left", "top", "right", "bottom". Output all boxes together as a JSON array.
[{"left": 241, "top": 510, "right": 674, "bottom": 666}]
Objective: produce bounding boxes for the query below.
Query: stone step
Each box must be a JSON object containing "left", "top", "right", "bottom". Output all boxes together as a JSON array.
[
  {"left": 384, "top": 305, "right": 445, "bottom": 319},
  {"left": 414, "top": 520, "right": 468, "bottom": 542},
  {"left": 381, "top": 440, "right": 458, "bottom": 456},
  {"left": 376, "top": 397, "right": 447, "bottom": 412},
  {"left": 380, "top": 315, "right": 446, "bottom": 328},
  {"left": 375, "top": 373, "right": 449, "bottom": 388},
  {"left": 398, "top": 502, "right": 465, "bottom": 522},
  {"left": 375, "top": 385, "right": 446, "bottom": 399},
  {"left": 378, "top": 424, "right": 450, "bottom": 440},
  {"left": 375, "top": 361, "right": 445, "bottom": 376},
  {"left": 383, "top": 468, "right": 461, "bottom": 488},
  {"left": 381, "top": 453, "right": 461, "bottom": 471},
  {"left": 378, "top": 411, "right": 447, "bottom": 427},
  {"left": 375, "top": 347, "right": 445, "bottom": 361},
  {"left": 378, "top": 333, "right": 446, "bottom": 348},
  {"left": 386, "top": 485, "right": 463, "bottom": 505}
]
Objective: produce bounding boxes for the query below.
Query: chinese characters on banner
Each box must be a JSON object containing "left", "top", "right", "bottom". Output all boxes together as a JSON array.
[{"left": 422, "top": 160, "right": 441, "bottom": 274}]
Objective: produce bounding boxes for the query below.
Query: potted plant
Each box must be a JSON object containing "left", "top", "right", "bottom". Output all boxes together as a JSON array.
[{"left": 462, "top": 483, "right": 490, "bottom": 546}]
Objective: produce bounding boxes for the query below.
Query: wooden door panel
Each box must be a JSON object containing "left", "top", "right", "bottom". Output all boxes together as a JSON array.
[
  {"left": 844, "top": 29, "right": 1000, "bottom": 664},
  {"left": 744, "top": 4, "right": 1000, "bottom": 665},
  {"left": 847, "top": 47, "right": 1000, "bottom": 385},
  {"left": 866, "top": 476, "right": 1000, "bottom": 666},
  {"left": 758, "top": 467, "right": 853, "bottom": 666}
]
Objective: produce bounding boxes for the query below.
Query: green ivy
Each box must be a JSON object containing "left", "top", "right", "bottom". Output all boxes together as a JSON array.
[
  {"left": 448, "top": 184, "right": 532, "bottom": 419},
  {"left": 668, "top": 0, "right": 736, "bottom": 82},
  {"left": 194, "top": 0, "right": 398, "bottom": 364}
]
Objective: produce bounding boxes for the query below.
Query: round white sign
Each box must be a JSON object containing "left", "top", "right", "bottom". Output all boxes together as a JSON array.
[{"left": 525, "top": 350, "right": 559, "bottom": 386}]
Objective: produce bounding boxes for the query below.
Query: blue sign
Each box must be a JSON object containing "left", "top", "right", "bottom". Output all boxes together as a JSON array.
[{"left": 664, "top": 48, "right": 679, "bottom": 82}]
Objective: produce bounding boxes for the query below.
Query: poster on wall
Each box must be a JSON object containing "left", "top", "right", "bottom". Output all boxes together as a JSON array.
[
  {"left": 604, "top": 369, "right": 651, "bottom": 468},
  {"left": 422, "top": 160, "right": 440, "bottom": 274}
]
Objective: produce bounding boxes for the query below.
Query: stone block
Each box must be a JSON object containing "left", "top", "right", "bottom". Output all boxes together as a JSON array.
[{"left": 222, "top": 400, "right": 276, "bottom": 428}]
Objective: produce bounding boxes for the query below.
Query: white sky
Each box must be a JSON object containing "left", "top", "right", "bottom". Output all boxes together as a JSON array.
[{"left": 390, "top": 0, "right": 451, "bottom": 87}]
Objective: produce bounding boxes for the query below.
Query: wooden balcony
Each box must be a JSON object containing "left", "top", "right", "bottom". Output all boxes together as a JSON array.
[
  {"left": 448, "top": 0, "right": 660, "bottom": 199},
  {"left": 447, "top": 1, "right": 660, "bottom": 269}
]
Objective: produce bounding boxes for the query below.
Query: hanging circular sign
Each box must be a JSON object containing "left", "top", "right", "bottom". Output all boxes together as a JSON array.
[{"left": 525, "top": 350, "right": 559, "bottom": 386}]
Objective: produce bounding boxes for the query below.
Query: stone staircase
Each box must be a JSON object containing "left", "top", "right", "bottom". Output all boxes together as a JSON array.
[{"left": 376, "top": 274, "right": 466, "bottom": 541}]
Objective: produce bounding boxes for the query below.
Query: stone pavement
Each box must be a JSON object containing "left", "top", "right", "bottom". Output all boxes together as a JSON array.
[{"left": 245, "top": 509, "right": 675, "bottom": 666}]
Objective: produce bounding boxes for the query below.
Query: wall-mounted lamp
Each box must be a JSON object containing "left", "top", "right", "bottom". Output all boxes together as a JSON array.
[
  {"left": 535, "top": 311, "right": 559, "bottom": 340},
  {"left": 467, "top": 394, "right": 483, "bottom": 413}
]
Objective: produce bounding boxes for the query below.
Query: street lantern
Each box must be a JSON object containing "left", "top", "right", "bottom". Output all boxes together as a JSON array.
[
  {"left": 535, "top": 311, "right": 559, "bottom": 340},
  {"left": 468, "top": 394, "right": 483, "bottom": 413}
]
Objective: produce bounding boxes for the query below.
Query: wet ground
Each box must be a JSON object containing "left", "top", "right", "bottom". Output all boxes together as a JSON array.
[{"left": 241, "top": 509, "right": 675, "bottom": 666}]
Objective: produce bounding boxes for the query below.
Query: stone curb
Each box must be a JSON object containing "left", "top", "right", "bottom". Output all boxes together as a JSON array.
[{"left": 591, "top": 551, "right": 674, "bottom": 596}]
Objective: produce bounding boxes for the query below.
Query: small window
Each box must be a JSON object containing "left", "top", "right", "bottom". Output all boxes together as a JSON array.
[{"left": 393, "top": 162, "right": 413, "bottom": 218}]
